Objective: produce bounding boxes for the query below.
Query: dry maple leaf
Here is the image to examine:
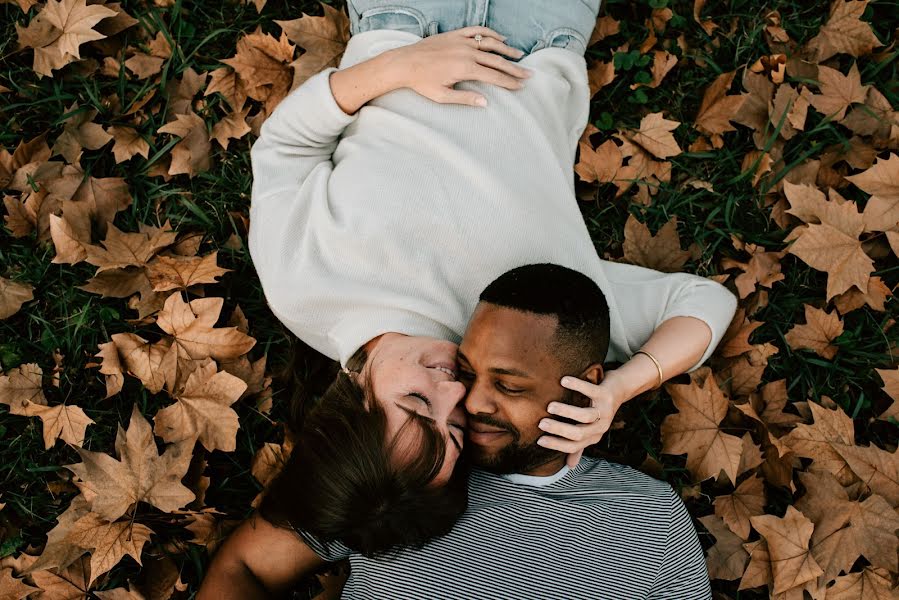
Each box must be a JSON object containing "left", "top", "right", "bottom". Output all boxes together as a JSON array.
[
  {"left": 748, "top": 380, "right": 803, "bottom": 432},
  {"left": 787, "top": 223, "right": 873, "bottom": 301},
  {"left": 749, "top": 506, "right": 823, "bottom": 594},
  {"left": 66, "top": 405, "right": 195, "bottom": 521},
  {"left": 575, "top": 139, "right": 624, "bottom": 190},
  {"left": 221, "top": 29, "right": 295, "bottom": 114},
  {"left": 784, "top": 304, "right": 844, "bottom": 360},
  {"left": 808, "top": 64, "right": 868, "bottom": 121},
  {"left": 60, "top": 174, "right": 134, "bottom": 243},
  {"left": 587, "top": 59, "right": 616, "bottom": 97},
  {"left": 157, "top": 112, "right": 211, "bottom": 178},
  {"left": 107, "top": 126, "right": 150, "bottom": 163},
  {"left": 699, "top": 514, "right": 750, "bottom": 581},
  {"left": 769, "top": 84, "right": 809, "bottom": 140},
  {"left": 630, "top": 50, "right": 677, "bottom": 90},
  {"left": 826, "top": 568, "right": 898, "bottom": 600},
  {"left": 713, "top": 475, "right": 766, "bottom": 541},
  {"left": 277, "top": 3, "right": 350, "bottom": 89},
  {"left": 875, "top": 367, "right": 899, "bottom": 422},
  {"left": 695, "top": 71, "right": 747, "bottom": 137},
  {"left": 94, "top": 341, "right": 124, "bottom": 398},
  {"left": 833, "top": 444, "right": 899, "bottom": 506},
  {"left": 833, "top": 276, "right": 892, "bottom": 314},
  {"left": 94, "top": 584, "right": 147, "bottom": 599},
  {"left": 28, "top": 403, "right": 94, "bottom": 449},
  {"left": 622, "top": 215, "right": 697, "bottom": 273},
  {"left": 156, "top": 293, "right": 256, "bottom": 361},
  {"left": 251, "top": 438, "right": 293, "bottom": 489},
  {"left": 27, "top": 495, "right": 90, "bottom": 575},
  {"left": 719, "top": 311, "right": 764, "bottom": 358},
  {"left": 806, "top": 0, "right": 883, "bottom": 61},
  {"left": 49, "top": 213, "right": 87, "bottom": 265},
  {"left": 784, "top": 182, "right": 865, "bottom": 237},
  {"left": 16, "top": 0, "right": 117, "bottom": 77},
  {"left": 205, "top": 67, "right": 249, "bottom": 113},
  {"left": 109, "top": 333, "right": 168, "bottom": 394},
  {"left": 782, "top": 401, "right": 857, "bottom": 485},
  {"left": 65, "top": 513, "right": 153, "bottom": 585},
  {"left": 795, "top": 470, "right": 899, "bottom": 580},
  {"left": 153, "top": 358, "right": 246, "bottom": 452},
  {"left": 720, "top": 238, "right": 786, "bottom": 299},
  {"left": 146, "top": 253, "right": 230, "bottom": 292},
  {"left": 628, "top": 112, "right": 682, "bottom": 159},
  {"left": 84, "top": 222, "right": 177, "bottom": 272},
  {"left": 29, "top": 556, "right": 92, "bottom": 599},
  {"left": 0, "top": 276, "right": 33, "bottom": 320},
  {"left": 842, "top": 87, "right": 899, "bottom": 140},
  {"left": 0, "top": 363, "right": 46, "bottom": 415},
  {"left": 210, "top": 107, "right": 252, "bottom": 150},
  {"left": 51, "top": 105, "right": 112, "bottom": 164},
  {"left": 660, "top": 371, "right": 743, "bottom": 483},
  {"left": 588, "top": 15, "right": 620, "bottom": 46},
  {"left": 0, "top": 567, "right": 39, "bottom": 599},
  {"left": 846, "top": 153, "right": 899, "bottom": 232}
]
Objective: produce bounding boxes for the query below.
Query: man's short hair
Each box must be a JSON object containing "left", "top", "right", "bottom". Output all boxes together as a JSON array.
[{"left": 478, "top": 263, "right": 610, "bottom": 371}]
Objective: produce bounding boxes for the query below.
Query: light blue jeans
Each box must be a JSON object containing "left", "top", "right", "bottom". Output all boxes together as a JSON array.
[{"left": 347, "top": 0, "right": 602, "bottom": 57}]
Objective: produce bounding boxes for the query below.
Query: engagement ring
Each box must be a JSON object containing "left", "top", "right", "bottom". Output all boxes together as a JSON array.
[{"left": 474, "top": 33, "right": 483, "bottom": 48}]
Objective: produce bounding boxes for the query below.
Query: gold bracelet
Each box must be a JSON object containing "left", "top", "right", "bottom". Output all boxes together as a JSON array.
[{"left": 634, "top": 350, "right": 664, "bottom": 390}]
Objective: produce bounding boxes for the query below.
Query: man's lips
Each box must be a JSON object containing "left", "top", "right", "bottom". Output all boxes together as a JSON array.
[
  {"left": 469, "top": 422, "right": 507, "bottom": 434},
  {"left": 467, "top": 421, "right": 511, "bottom": 445}
]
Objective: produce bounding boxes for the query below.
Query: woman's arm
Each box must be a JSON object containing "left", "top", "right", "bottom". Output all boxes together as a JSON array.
[
  {"left": 537, "top": 263, "right": 737, "bottom": 465},
  {"left": 198, "top": 514, "right": 324, "bottom": 600}
]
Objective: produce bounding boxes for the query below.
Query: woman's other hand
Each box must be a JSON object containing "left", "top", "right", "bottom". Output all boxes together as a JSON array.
[
  {"left": 536, "top": 373, "right": 628, "bottom": 469},
  {"left": 386, "top": 26, "right": 532, "bottom": 106}
]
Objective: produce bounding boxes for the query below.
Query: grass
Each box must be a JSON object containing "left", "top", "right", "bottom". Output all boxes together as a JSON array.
[{"left": 1, "top": 0, "right": 898, "bottom": 597}]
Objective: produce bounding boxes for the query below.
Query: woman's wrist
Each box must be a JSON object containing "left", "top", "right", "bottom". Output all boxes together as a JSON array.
[{"left": 329, "top": 51, "right": 406, "bottom": 115}]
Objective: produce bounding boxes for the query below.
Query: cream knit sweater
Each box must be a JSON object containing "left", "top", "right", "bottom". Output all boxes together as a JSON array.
[{"left": 248, "top": 30, "right": 737, "bottom": 367}]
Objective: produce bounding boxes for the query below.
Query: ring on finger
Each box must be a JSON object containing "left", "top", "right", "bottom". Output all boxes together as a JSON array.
[{"left": 474, "top": 33, "right": 483, "bottom": 49}]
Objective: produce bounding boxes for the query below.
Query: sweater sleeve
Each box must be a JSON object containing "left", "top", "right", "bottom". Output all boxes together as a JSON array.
[
  {"left": 250, "top": 68, "right": 357, "bottom": 202},
  {"left": 647, "top": 488, "right": 713, "bottom": 600},
  {"left": 601, "top": 261, "right": 737, "bottom": 371}
]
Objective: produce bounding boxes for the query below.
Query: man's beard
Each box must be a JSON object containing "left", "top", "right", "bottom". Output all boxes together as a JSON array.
[
  {"left": 464, "top": 415, "right": 560, "bottom": 475},
  {"left": 465, "top": 389, "right": 588, "bottom": 475}
]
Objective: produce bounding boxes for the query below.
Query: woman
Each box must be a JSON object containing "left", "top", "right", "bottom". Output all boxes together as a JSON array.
[{"left": 247, "top": 0, "right": 736, "bottom": 559}]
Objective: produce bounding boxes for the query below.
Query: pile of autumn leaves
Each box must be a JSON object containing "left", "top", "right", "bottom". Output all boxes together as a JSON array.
[{"left": 0, "top": 0, "right": 898, "bottom": 597}]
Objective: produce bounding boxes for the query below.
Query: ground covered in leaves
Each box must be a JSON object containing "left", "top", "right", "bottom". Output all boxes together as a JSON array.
[{"left": 0, "top": 0, "right": 898, "bottom": 598}]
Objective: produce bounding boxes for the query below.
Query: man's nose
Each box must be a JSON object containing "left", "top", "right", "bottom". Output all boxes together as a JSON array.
[{"left": 464, "top": 381, "right": 496, "bottom": 416}]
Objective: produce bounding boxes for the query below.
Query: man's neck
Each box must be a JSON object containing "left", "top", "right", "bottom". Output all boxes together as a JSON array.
[{"left": 519, "top": 456, "right": 567, "bottom": 477}]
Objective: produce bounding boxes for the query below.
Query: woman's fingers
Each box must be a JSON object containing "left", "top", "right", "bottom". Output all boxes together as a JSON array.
[
  {"left": 470, "top": 36, "right": 526, "bottom": 60},
  {"left": 538, "top": 417, "right": 606, "bottom": 442},
  {"left": 546, "top": 402, "right": 598, "bottom": 424},
  {"left": 455, "top": 26, "right": 506, "bottom": 41},
  {"left": 469, "top": 64, "right": 525, "bottom": 90},
  {"left": 435, "top": 89, "right": 488, "bottom": 107},
  {"left": 535, "top": 435, "right": 581, "bottom": 453},
  {"left": 474, "top": 50, "right": 532, "bottom": 79},
  {"left": 560, "top": 376, "right": 599, "bottom": 396}
]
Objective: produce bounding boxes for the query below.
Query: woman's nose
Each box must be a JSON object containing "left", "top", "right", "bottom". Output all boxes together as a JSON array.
[{"left": 436, "top": 380, "right": 467, "bottom": 405}]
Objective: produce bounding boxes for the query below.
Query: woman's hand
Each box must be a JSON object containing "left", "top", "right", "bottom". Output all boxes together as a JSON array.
[
  {"left": 536, "top": 373, "right": 627, "bottom": 469},
  {"left": 385, "top": 26, "right": 532, "bottom": 106}
]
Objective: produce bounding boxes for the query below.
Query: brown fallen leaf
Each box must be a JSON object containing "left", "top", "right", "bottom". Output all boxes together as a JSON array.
[
  {"left": 784, "top": 304, "right": 844, "bottom": 360},
  {"left": 210, "top": 107, "right": 252, "bottom": 150},
  {"left": 110, "top": 333, "right": 168, "bottom": 394},
  {"left": 841, "top": 87, "right": 899, "bottom": 140},
  {"left": 833, "top": 276, "right": 892, "bottom": 314},
  {"left": 107, "top": 126, "right": 150, "bottom": 163},
  {"left": 49, "top": 213, "right": 87, "bottom": 264},
  {"left": 28, "top": 403, "right": 94, "bottom": 449},
  {"left": 277, "top": 3, "right": 350, "bottom": 89},
  {"left": 806, "top": 0, "right": 883, "bottom": 61},
  {"left": 787, "top": 223, "right": 873, "bottom": 301},
  {"left": 700, "top": 514, "right": 750, "bottom": 581},
  {"left": 628, "top": 112, "right": 682, "bottom": 159},
  {"left": 157, "top": 111, "right": 212, "bottom": 178},
  {"left": 833, "top": 444, "right": 899, "bottom": 507},
  {"left": 30, "top": 556, "right": 92, "bottom": 599},
  {"left": 587, "top": 59, "right": 616, "bottom": 98},
  {"left": 51, "top": 105, "right": 113, "bottom": 164},
  {"left": 622, "top": 215, "right": 696, "bottom": 273},
  {"left": 66, "top": 405, "right": 195, "bottom": 521},
  {"left": 588, "top": 15, "right": 619, "bottom": 46},
  {"left": 95, "top": 341, "right": 124, "bottom": 398},
  {"left": 221, "top": 29, "right": 295, "bottom": 118},
  {"left": 0, "top": 276, "right": 33, "bottom": 319},
  {"left": 749, "top": 506, "right": 823, "bottom": 594},
  {"left": 0, "top": 363, "right": 46, "bottom": 415},
  {"left": 84, "top": 221, "right": 178, "bottom": 272},
  {"left": 695, "top": 71, "right": 747, "bottom": 139},
  {"left": 630, "top": 50, "right": 677, "bottom": 90},
  {"left": 15, "top": 0, "right": 117, "bottom": 77},
  {"left": 808, "top": 64, "right": 868, "bottom": 121},
  {"left": 156, "top": 293, "right": 256, "bottom": 361},
  {"left": 661, "top": 370, "right": 744, "bottom": 483},
  {"left": 154, "top": 358, "right": 246, "bottom": 452},
  {"left": 27, "top": 495, "right": 91, "bottom": 573},
  {"left": 826, "top": 568, "right": 898, "bottom": 599},
  {"left": 65, "top": 512, "right": 153, "bottom": 585},
  {"left": 875, "top": 368, "right": 899, "bottom": 422},
  {"left": 720, "top": 238, "right": 786, "bottom": 299},
  {"left": 714, "top": 475, "right": 766, "bottom": 541},
  {"left": 0, "top": 566, "right": 39, "bottom": 599},
  {"left": 575, "top": 139, "right": 623, "bottom": 188},
  {"left": 782, "top": 401, "right": 857, "bottom": 485},
  {"left": 146, "top": 253, "right": 230, "bottom": 292}
]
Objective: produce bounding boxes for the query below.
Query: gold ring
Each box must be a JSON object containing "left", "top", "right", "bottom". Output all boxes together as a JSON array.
[{"left": 474, "top": 33, "right": 483, "bottom": 48}]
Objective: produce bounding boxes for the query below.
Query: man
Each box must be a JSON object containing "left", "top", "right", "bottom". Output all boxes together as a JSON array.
[{"left": 200, "top": 264, "right": 712, "bottom": 599}]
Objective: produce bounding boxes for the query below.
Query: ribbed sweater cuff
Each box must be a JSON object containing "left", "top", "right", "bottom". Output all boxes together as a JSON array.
[{"left": 272, "top": 67, "right": 357, "bottom": 137}]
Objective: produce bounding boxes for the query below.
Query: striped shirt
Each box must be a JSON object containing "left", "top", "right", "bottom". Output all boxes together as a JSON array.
[{"left": 302, "top": 458, "right": 712, "bottom": 599}]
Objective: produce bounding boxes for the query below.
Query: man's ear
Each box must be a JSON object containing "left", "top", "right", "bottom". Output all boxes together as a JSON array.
[{"left": 580, "top": 363, "right": 604, "bottom": 385}]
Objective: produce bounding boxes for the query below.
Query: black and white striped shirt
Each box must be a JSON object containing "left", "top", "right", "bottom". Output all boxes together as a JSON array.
[{"left": 303, "top": 458, "right": 712, "bottom": 599}]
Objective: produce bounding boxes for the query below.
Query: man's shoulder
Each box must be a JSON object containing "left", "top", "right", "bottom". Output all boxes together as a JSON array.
[{"left": 566, "top": 457, "right": 677, "bottom": 500}]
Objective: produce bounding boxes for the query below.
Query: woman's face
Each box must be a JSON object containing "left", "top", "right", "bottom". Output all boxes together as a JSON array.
[{"left": 365, "top": 334, "right": 468, "bottom": 485}]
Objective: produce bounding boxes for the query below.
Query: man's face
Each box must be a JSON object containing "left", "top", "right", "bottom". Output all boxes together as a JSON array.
[{"left": 457, "top": 303, "right": 586, "bottom": 474}]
